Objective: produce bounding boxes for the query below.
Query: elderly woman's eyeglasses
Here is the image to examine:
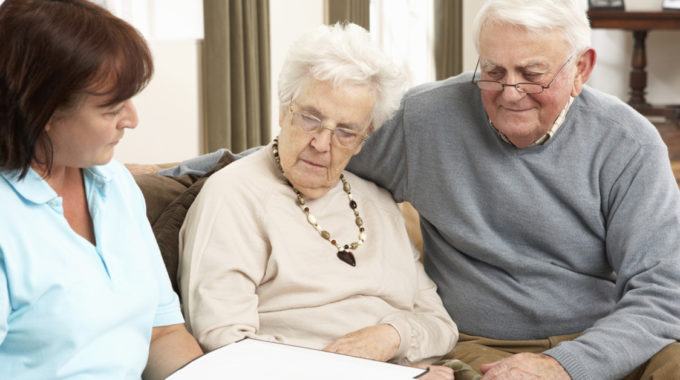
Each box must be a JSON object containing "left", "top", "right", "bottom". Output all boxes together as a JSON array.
[
  {"left": 471, "top": 55, "right": 573, "bottom": 94},
  {"left": 288, "top": 103, "right": 369, "bottom": 148}
]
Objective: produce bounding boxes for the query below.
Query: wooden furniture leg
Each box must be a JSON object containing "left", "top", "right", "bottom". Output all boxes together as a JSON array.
[
  {"left": 629, "top": 30, "right": 649, "bottom": 107},
  {"left": 628, "top": 30, "right": 680, "bottom": 127}
]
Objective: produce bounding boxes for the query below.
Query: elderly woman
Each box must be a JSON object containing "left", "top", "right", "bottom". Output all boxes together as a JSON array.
[
  {"left": 0, "top": 1, "right": 202, "bottom": 379},
  {"left": 178, "top": 23, "right": 462, "bottom": 379}
]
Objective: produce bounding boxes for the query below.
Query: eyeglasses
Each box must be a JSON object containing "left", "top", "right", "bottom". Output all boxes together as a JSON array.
[
  {"left": 471, "top": 55, "right": 573, "bottom": 94},
  {"left": 288, "top": 102, "right": 369, "bottom": 148}
]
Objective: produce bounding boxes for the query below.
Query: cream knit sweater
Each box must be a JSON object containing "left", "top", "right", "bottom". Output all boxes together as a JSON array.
[{"left": 178, "top": 143, "right": 458, "bottom": 364}]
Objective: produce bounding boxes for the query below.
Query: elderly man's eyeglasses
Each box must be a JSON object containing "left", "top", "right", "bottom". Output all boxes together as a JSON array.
[
  {"left": 288, "top": 103, "right": 369, "bottom": 148},
  {"left": 471, "top": 55, "right": 573, "bottom": 94}
]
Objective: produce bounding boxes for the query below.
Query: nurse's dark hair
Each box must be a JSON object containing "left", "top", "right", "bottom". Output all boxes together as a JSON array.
[{"left": 0, "top": 0, "right": 153, "bottom": 178}]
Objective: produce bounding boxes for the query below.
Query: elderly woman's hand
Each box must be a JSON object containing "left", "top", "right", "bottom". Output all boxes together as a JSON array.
[
  {"left": 322, "top": 324, "right": 400, "bottom": 362},
  {"left": 412, "top": 363, "right": 455, "bottom": 380}
]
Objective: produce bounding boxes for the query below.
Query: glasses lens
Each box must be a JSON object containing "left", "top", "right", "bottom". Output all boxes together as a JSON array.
[
  {"left": 293, "top": 112, "right": 321, "bottom": 133},
  {"left": 476, "top": 81, "right": 503, "bottom": 92},
  {"left": 516, "top": 83, "right": 543, "bottom": 94},
  {"left": 291, "top": 107, "right": 364, "bottom": 148},
  {"left": 333, "top": 128, "right": 360, "bottom": 147}
]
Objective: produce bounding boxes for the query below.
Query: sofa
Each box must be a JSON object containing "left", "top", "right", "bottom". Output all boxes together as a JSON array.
[{"left": 132, "top": 151, "right": 424, "bottom": 295}]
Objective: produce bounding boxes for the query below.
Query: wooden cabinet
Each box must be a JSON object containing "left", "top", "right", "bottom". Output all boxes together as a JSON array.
[{"left": 588, "top": 10, "right": 680, "bottom": 126}]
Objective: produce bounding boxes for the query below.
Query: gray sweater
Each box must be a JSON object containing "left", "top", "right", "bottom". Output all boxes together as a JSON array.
[{"left": 347, "top": 73, "right": 680, "bottom": 380}]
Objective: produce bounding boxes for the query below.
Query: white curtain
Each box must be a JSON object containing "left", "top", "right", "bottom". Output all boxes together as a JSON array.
[
  {"left": 370, "top": 0, "right": 435, "bottom": 88},
  {"left": 92, "top": 0, "right": 203, "bottom": 40}
]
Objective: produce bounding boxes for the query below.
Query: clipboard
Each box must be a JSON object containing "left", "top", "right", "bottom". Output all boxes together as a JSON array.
[{"left": 167, "top": 338, "right": 428, "bottom": 380}]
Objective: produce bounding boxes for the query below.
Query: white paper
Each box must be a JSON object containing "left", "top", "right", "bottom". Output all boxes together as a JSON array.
[{"left": 167, "top": 338, "right": 426, "bottom": 380}]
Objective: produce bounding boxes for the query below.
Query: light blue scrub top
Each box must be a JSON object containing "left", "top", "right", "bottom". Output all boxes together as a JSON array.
[{"left": 0, "top": 161, "right": 184, "bottom": 379}]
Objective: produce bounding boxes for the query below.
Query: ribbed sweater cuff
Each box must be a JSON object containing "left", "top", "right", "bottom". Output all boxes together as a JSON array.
[{"left": 544, "top": 346, "right": 591, "bottom": 380}]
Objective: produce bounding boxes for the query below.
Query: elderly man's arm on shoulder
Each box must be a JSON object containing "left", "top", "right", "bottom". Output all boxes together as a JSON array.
[{"left": 124, "top": 147, "right": 257, "bottom": 177}]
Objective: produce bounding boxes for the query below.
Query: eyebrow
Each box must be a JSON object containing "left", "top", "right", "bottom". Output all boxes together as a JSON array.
[
  {"left": 90, "top": 93, "right": 123, "bottom": 108},
  {"left": 297, "top": 103, "right": 322, "bottom": 118},
  {"left": 98, "top": 101, "right": 124, "bottom": 108},
  {"left": 480, "top": 59, "right": 550, "bottom": 72}
]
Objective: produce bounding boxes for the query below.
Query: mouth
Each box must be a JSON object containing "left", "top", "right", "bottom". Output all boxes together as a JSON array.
[
  {"left": 110, "top": 134, "right": 125, "bottom": 146},
  {"left": 109, "top": 137, "right": 124, "bottom": 147},
  {"left": 301, "top": 159, "right": 327, "bottom": 169},
  {"left": 502, "top": 106, "right": 532, "bottom": 113}
]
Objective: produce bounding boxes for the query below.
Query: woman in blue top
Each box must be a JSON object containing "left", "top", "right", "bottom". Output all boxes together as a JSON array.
[{"left": 0, "top": 1, "right": 203, "bottom": 378}]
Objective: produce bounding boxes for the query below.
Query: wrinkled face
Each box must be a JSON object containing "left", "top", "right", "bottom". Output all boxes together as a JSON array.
[
  {"left": 45, "top": 94, "right": 138, "bottom": 168},
  {"left": 278, "top": 79, "right": 375, "bottom": 199},
  {"left": 478, "top": 22, "right": 576, "bottom": 148}
]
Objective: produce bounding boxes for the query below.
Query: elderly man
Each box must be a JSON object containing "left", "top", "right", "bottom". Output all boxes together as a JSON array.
[
  {"left": 347, "top": 1, "right": 680, "bottom": 379},
  {"left": 151, "top": 1, "right": 680, "bottom": 378}
]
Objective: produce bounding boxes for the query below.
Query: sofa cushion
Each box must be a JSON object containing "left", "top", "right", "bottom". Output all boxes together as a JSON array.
[
  {"left": 134, "top": 173, "right": 193, "bottom": 225},
  {"left": 134, "top": 151, "right": 237, "bottom": 295}
]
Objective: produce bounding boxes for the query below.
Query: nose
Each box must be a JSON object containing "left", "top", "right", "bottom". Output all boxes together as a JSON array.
[
  {"left": 500, "top": 73, "right": 526, "bottom": 101},
  {"left": 118, "top": 100, "right": 139, "bottom": 129},
  {"left": 310, "top": 126, "right": 332, "bottom": 152},
  {"left": 500, "top": 85, "right": 525, "bottom": 102}
]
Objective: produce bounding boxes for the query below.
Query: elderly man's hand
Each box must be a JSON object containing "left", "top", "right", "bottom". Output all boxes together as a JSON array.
[
  {"left": 480, "top": 353, "right": 570, "bottom": 379},
  {"left": 322, "top": 324, "right": 400, "bottom": 362}
]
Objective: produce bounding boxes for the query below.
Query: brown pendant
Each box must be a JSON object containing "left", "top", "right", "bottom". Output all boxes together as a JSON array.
[{"left": 337, "top": 250, "right": 356, "bottom": 267}]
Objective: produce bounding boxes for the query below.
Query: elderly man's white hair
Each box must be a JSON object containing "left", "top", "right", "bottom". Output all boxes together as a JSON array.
[
  {"left": 278, "top": 22, "right": 405, "bottom": 131},
  {"left": 472, "top": 0, "right": 592, "bottom": 56}
]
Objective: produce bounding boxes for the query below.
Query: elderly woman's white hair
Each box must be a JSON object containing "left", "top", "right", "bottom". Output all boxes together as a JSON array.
[
  {"left": 472, "top": 0, "right": 591, "bottom": 56},
  {"left": 278, "top": 22, "right": 405, "bottom": 131}
]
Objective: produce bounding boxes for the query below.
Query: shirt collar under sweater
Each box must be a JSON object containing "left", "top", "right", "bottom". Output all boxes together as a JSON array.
[{"left": 490, "top": 96, "right": 575, "bottom": 148}]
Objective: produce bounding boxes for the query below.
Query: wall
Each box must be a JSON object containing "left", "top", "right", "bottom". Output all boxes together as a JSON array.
[
  {"left": 114, "top": 40, "right": 203, "bottom": 164},
  {"left": 269, "top": 0, "right": 325, "bottom": 137},
  {"left": 590, "top": 29, "right": 680, "bottom": 105},
  {"left": 462, "top": 1, "right": 483, "bottom": 72},
  {"left": 111, "top": 0, "right": 204, "bottom": 165}
]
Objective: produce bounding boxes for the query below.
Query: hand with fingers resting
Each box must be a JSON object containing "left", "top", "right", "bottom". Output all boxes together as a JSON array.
[
  {"left": 322, "top": 324, "right": 400, "bottom": 362},
  {"left": 480, "top": 352, "right": 570, "bottom": 380}
]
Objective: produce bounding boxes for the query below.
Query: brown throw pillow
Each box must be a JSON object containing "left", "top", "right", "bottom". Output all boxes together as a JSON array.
[
  {"left": 134, "top": 173, "right": 193, "bottom": 225},
  {"left": 134, "top": 151, "right": 237, "bottom": 295}
]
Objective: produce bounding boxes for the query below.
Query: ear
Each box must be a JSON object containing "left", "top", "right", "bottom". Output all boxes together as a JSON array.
[
  {"left": 44, "top": 115, "right": 56, "bottom": 132},
  {"left": 279, "top": 108, "right": 286, "bottom": 127},
  {"left": 571, "top": 48, "right": 596, "bottom": 97}
]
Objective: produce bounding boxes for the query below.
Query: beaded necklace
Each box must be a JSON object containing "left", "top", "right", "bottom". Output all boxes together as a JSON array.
[{"left": 272, "top": 137, "right": 366, "bottom": 266}]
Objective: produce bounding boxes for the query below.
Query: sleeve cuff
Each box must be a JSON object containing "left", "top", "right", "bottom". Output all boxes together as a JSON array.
[
  {"left": 382, "top": 316, "right": 412, "bottom": 361},
  {"left": 153, "top": 292, "right": 185, "bottom": 327},
  {"left": 544, "top": 345, "right": 591, "bottom": 380}
]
